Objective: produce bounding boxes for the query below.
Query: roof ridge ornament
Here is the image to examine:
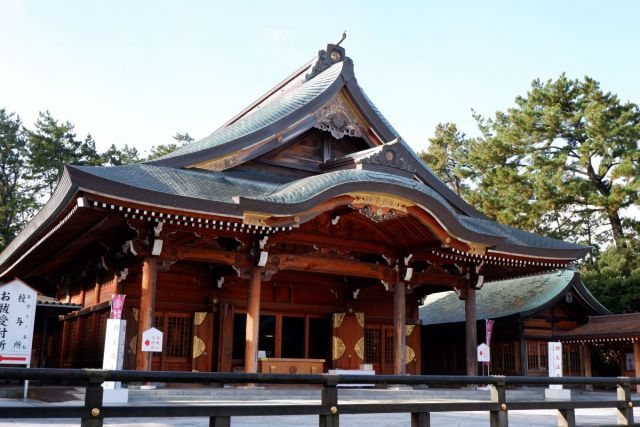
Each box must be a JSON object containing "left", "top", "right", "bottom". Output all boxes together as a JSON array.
[{"left": 305, "top": 35, "right": 348, "bottom": 81}]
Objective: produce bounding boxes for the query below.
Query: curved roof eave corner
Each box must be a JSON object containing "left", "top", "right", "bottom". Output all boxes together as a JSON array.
[
  {"left": 571, "top": 271, "right": 612, "bottom": 315},
  {"left": 146, "top": 59, "right": 355, "bottom": 170},
  {"left": 0, "top": 165, "right": 80, "bottom": 277},
  {"left": 341, "top": 78, "right": 486, "bottom": 220},
  {"left": 517, "top": 270, "right": 610, "bottom": 319}
]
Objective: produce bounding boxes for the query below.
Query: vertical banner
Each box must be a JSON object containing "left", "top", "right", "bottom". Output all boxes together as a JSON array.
[
  {"left": 110, "top": 294, "right": 126, "bottom": 320},
  {"left": 103, "top": 294, "right": 127, "bottom": 390},
  {"left": 486, "top": 319, "right": 494, "bottom": 347},
  {"left": 102, "top": 319, "right": 127, "bottom": 389},
  {"left": 548, "top": 341, "right": 563, "bottom": 389}
]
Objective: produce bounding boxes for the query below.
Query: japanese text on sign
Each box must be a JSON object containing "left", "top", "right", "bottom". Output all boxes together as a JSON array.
[
  {"left": 141, "top": 327, "right": 163, "bottom": 352},
  {"left": 0, "top": 279, "right": 37, "bottom": 364}
]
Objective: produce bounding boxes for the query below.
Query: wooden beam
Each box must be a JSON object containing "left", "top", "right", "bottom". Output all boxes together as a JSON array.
[
  {"left": 245, "top": 266, "right": 263, "bottom": 373},
  {"left": 394, "top": 281, "right": 407, "bottom": 375},
  {"left": 167, "top": 246, "right": 251, "bottom": 269},
  {"left": 409, "top": 271, "right": 467, "bottom": 288},
  {"left": 266, "top": 231, "right": 397, "bottom": 257},
  {"left": 136, "top": 257, "right": 157, "bottom": 371},
  {"left": 464, "top": 285, "right": 477, "bottom": 377},
  {"left": 268, "top": 254, "right": 395, "bottom": 281}
]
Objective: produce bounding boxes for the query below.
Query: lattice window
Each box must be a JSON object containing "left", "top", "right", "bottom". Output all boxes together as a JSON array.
[
  {"left": 154, "top": 316, "right": 164, "bottom": 331},
  {"left": 364, "top": 327, "right": 381, "bottom": 364},
  {"left": 384, "top": 327, "right": 394, "bottom": 366},
  {"left": 66, "top": 319, "right": 79, "bottom": 362},
  {"left": 96, "top": 312, "right": 108, "bottom": 357},
  {"left": 563, "top": 343, "right": 582, "bottom": 376},
  {"left": 166, "top": 316, "right": 192, "bottom": 358},
  {"left": 527, "top": 341, "right": 548, "bottom": 372},
  {"left": 491, "top": 342, "right": 515, "bottom": 373}
]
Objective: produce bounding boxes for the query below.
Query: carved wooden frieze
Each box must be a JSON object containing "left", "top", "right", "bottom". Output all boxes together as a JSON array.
[
  {"left": 313, "top": 95, "right": 363, "bottom": 140},
  {"left": 357, "top": 145, "right": 418, "bottom": 175}
]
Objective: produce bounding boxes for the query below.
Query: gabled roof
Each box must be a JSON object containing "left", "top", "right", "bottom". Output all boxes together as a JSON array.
[
  {"left": 557, "top": 313, "right": 640, "bottom": 342},
  {"left": 0, "top": 42, "right": 592, "bottom": 278},
  {"left": 420, "top": 270, "right": 610, "bottom": 325}
]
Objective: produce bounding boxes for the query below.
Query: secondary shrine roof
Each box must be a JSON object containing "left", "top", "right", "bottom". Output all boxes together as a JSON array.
[
  {"left": 420, "top": 270, "right": 610, "bottom": 325},
  {"left": 556, "top": 313, "right": 640, "bottom": 343}
]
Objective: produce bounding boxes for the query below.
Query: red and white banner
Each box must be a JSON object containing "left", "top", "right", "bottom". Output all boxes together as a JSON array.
[
  {"left": 486, "top": 319, "right": 494, "bottom": 346},
  {"left": 110, "top": 294, "right": 126, "bottom": 320}
]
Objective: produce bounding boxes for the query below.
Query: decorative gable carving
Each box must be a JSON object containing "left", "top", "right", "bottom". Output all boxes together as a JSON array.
[
  {"left": 357, "top": 143, "right": 418, "bottom": 175},
  {"left": 313, "top": 95, "right": 363, "bottom": 140},
  {"left": 305, "top": 43, "right": 347, "bottom": 81}
]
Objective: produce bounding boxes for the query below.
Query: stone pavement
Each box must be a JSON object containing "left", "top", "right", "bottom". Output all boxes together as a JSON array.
[{"left": 0, "top": 388, "right": 637, "bottom": 426}]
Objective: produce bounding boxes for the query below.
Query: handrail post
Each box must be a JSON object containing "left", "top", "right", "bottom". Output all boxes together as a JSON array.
[
  {"left": 557, "top": 408, "right": 576, "bottom": 427},
  {"left": 81, "top": 375, "right": 104, "bottom": 427},
  {"left": 411, "top": 411, "right": 431, "bottom": 427},
  {"left": 489, "top": 378, "right": 508, "bottom": 427},
  {"left": 320, "top": 375, "right": 339, "bottom": 427},
  {"left": 209, "top": 415, "right": 231, "bottom": 427},
  {"left": 616, "top": 379, "right": 634, "bottom": 425}
]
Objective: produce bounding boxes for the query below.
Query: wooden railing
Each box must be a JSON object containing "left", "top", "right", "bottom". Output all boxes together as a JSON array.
[{"left": 0, "top": 367, "right": 639, "bottom": 427}]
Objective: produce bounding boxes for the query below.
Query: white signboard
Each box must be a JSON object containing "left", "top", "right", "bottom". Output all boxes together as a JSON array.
[
  {"left": 548, "top": 341, "right": 563, "bottom": 389},
  {"left": 0, "top": 279, "right": 37, "bottom": 365},
  {"left": 141, "top": 327, "right": 163, "bottom": 352},
  {"left": 477, "top": 343, "right": 490, "bottom": 362},
  {"left": 102, "top": 319, "right": 127, "bottom": 389}
]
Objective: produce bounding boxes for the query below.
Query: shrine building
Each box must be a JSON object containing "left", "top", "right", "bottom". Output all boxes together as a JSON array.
[{"left": 0, "top": 41, "right": 590, "bottom": 375}]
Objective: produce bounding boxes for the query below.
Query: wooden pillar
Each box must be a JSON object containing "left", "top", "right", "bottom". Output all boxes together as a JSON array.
[
  {"left": 634, "top": 341, "right": 640, "bottom": 393},
  {"left": 136, "top": 257, "right": 158, "bottom": 371},
  {"left": 245, "top": 266, "right": 262, "bottom": 373},
  {"left": 393, "top": 281, "right": 407, "bottom": 375},
  {"left": 465, "top": 285, "right": 477, "bottom": 377},
  {"left": 583, "top": 343, "right": 593, "bottom": 391}
]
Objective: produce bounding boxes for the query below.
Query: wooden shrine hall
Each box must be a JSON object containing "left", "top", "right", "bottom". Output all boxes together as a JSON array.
[{"left": 0, "top": 41, "right": 591, "bottom": 376}]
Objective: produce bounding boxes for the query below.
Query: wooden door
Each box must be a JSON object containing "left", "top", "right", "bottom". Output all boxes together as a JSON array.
[
  {"left": 382, "top": 325, "right": 394, "bottom": 374},
  {"left": 192, "top": 312, "right": 214, "bottom": 372},
  {"left": 332, "top": 312, "right": 364, "bottom": 370},
  {"left": 152, "top": 312, "right": 193, "bottom": 371}
]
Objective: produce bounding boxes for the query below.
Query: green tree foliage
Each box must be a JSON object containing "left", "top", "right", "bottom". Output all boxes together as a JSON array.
[
  {"left": 0, "top": 110, "right": 35, "bottom": 251},
  {"left": 26, "top": 111, "right": 103, "bottom": 198},
  {"left": 581, "top": 241, "right": 640, "bottom": 313},
  {"left": 146, "top": 132, "right": 194, "bottom": 160},
  {"left": 419, "top": 123, "right": 470, "bottom": 197},
  {"left": 422, "top": 75, "right": 640, "bottom": 247},
  {"left": 420, "top": 75, "right": 640, "bottom": 312}
]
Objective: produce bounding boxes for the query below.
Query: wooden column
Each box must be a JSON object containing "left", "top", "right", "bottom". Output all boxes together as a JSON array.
[
  {"left": 393, "top": 281, "right": 406, "bottom": 375},
  {"left": 245, "top": 266, "right": 263, "bottom": 373},
  {"left": 136, "top": 257, "right": 158, "bottom": 371},
  {"left": 583, "top": 343, "right": 593, "bottom": 391},
  {"left": 634, "top": 341, "right": 640, "bottom": 393},
  {"left": 465, "top": 285, "right": 477, "bottom": 377}
]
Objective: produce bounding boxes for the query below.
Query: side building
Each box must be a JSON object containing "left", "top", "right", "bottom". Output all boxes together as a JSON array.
[
  {"left": 420, "top": 270, "right": 610, "bottom": 376},
  {"left": 0, "top": 42, "right": 590, "bottom": 375}
]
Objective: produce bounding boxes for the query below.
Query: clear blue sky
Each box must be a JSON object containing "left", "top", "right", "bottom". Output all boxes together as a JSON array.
[{"left": 1, "top": 0, "right": 639, "bottom": 154}]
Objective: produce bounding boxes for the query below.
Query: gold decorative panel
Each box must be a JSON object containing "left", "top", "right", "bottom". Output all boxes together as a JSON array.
[
  {"left": 349, "top": 193, "right": 414, "bottom": 213},
  {"left": 354, "top": 337, "right": 364, "bottom": 361},
  {"left": 194, "top": 312, "right": 207, "bottom": 326},
  {"left": 132, "top": 308, "right": 139, "bottom": 322},
  {"left": 355, "top": 313, "right": 365, "bottom": 328},
  {"left": 467, "top": 242, "right": 487, "bottom": 256},
  {"left": 192, "top": 336, "right": 206, "bottom": 359},
  {"left": 332, "top": 336, "right": 346, "bottom": 360},
  {"left": 405, "top": 345, "right": 415, "bottom": 365},
  {"left": 405, "top": 325, "right": 415, "bottom": 336},
  {"left": 243, "top": 211, "right": 271, "bottom": 227},
  {"left": 333, "top": 313, "right": 346, "bottom": 329}
]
